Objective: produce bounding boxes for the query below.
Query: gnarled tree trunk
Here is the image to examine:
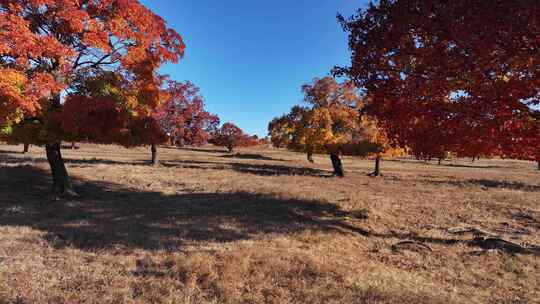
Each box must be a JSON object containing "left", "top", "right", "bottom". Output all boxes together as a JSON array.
[
  {"left": 369, "top": 155, "right": 381, "bottom": 177},
  {"left": 44, "top": 92, "right": 77, "bottom": 197},
  {"left": 307, "top": 150, "right": 314, "bottom": 163},
  {"left": 151, "top": 144, "right": 159, "bottom": 166},
  {"left": 330, "top": 153, "right": 344, "bottom": 177},
  {"left": 46, "top": 142, "right": 76, "bottom": 196}
]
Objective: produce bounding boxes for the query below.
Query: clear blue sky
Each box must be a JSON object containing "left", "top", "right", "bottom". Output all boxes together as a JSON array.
[{"left": 141, "top": 1, "right": 368, "bottom": 137}]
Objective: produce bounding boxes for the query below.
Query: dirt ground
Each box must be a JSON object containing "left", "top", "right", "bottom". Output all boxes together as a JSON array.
[{"left": 0, "top": 143, "right": 539, "bottom": 304}]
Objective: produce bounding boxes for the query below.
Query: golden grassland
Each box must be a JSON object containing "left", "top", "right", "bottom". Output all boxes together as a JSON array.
[{"left": 0, "top": 143, "right": 539, "bottom": 304}]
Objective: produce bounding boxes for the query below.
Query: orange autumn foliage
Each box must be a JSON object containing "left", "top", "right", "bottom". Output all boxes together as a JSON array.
[
  {"left": 269, "top": 77, "right": 405, "bottom": 175},
  {"left": 1, "top": 0, "right": 184, "bottom": 144}
]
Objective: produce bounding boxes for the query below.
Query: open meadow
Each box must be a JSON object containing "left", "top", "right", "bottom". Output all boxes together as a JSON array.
[{"left": 0, "top": 143, "right": 539, "bottom": 304}]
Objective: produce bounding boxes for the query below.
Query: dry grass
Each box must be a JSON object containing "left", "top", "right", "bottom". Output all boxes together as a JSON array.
[{"left": 0, "top": 143, "right": 539, "bottom": 304}]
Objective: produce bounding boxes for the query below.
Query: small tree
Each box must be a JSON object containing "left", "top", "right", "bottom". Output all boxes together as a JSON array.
[
  {"left": 154, "top": 81, "right": 219, "bottom": 147},
  {"left": 210, "top": 122, "right": 255, "bottom": 152}
]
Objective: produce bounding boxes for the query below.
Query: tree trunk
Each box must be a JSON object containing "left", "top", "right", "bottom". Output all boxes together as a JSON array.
[
  {"left": 330, "top": 153, "right": 344, "bottom": 177},
  {"left": 22, "top": 143, "right": 29, "bottom": 154},
  {"left": 307, "top": 151, "right": 314, "bottom": 163},
  {"left": 70, "top": 142, "right": 76, "bottom": 149},
  {"left": 369, "top": 155, "right": 381, "bottom": 177},
  {"left": 177, "top": 137, "right": 184, "bottom": 147},
  {"left": 438, "top": 157, "right": 442, "bottom": 165},
  {"left": 151, "top": 144, "right": 159, "bottom": 166},
  {"left": 227, "top": 145, "right": 234, "bottom": 153},
  {"left": 46, "top": 142, "right": 77, "bottom": 196}
]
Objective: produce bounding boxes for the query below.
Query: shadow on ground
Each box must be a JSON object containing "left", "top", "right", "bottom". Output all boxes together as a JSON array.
[
  {"left": 0, "top": 165, "right": 353, "bottom": 252},
  {"left": 0, "top": 152, "right": 331, "bottom": 177},
  {"left": 1, "top": 160, "right": 538, "bottom": 254},
  {"left": 424, "top": 178, "right": 540, "bottom": 193},
  {"left": 221, "top": 153, "right": 286, "bottom": 162},
  {"left": 386, "top": 158, "right": 506, "bottom": 169}
]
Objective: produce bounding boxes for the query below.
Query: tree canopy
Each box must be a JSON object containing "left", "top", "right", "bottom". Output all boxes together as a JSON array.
[
  {"left": 269, "top": 77, "right": 404, "bottom": 176},
  {"left": 153, "top": 80, "right": 220, "bottom": 147},
  {"left": 210, "top": 122, "right": 257, "bottom": 152},
  {"left": 0, "top": 0, "right": 184, "bottom": 194},
  {"left": 335, "top": 0, "right": 539, "bottom": 167}
]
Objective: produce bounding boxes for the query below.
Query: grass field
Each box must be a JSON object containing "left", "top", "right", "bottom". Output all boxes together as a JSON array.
[{"left": 0, "top": 143, "right": 539, "bottom": 304}]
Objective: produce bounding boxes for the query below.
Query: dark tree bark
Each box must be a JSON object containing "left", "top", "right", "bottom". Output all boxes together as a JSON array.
[
  {"left": 22, "top": 143, "right": 29, "bottom": 154},
  {"left": 46, "top": 142, "right": 77, "bottom": 196},
  {"left": 438, "top": 157, "right": 442, "bottom": 165},
  {"left": 43, "top": 92, "right": 77, "bottom": 197},
  {"left": 307, "top": 150, "right": 314, "bottom": 163},
  {"left": 369, "top": 155, "right": 381, "bottom": 177},
  {"left": 177, "top": 137, "right": 185, "bottom": 147},
  {"left": 151, "top": 144, "right": 159, "bottom": 166},
  {"left": 330, "top": 153, "right": 344, "bottom": 177},
  {"left": 227, "top": 144, "right": 234, "bottom": 153}
]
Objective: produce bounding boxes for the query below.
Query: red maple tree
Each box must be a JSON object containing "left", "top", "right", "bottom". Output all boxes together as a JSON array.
[
  {"left": 336, "top": 0, "right": 539, "bottom": 169},
  {"left": 153, "top": 81, "right": 220, "bottom": 147},
  {"left": 210, "top": 122, "right": 257, "bottom": 152},
  {"left": 0, "top": 0, "right": 184, "bottom": 195}
]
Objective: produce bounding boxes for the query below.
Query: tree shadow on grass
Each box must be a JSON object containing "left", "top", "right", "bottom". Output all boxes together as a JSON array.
[
  {"left": 164, "top": 159, "right": 332, "bottom": 177},
  {"left": 0, "top": 154, "right": 149, "bottom": 167},
  {"left": 221, "top": 153, "right": 286, "bottom": 162},
  {"left": 0, "top": 165, "right": 349, "bottom": 252},
  {"left": 1, "top": 165, "right": 537, "bottom": 255},
  {"left": 176, "top": 146, "right": 228, "bottom": 154},
  {"left": 229, "top": 162, "right": 332, "bottom": 177},
  {"left": 1, "top": 152, "right": 327, "bottom": 177},
  {"left": 425, "top": 178, "right": 540, "bottom": 193},
  {"left": 386, "top": 158, "right": 505, "bottom": 169}
]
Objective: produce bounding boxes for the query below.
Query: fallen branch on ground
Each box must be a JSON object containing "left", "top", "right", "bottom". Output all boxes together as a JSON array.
[
  {"left": 391, "top": 241, "right": 433, "bottom": 253},
  {"left": 446, "top": 226, "right": 495, "bottom": 237},
  {"left": 469, "top": 237, "right": 540, "bottom": 256}
]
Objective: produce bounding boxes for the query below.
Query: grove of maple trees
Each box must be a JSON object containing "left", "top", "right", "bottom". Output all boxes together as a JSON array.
[
  {"left": 0, "top": 0, "right": 184, "bottom": 194},
  {"left": 1, "top": 0, "right": 538, "bottom": 198},
  {"left": 335, "top": 0, "right": 539, "bottom": 170},
  {"left": 268, "top": 77, "right": 404, "bottom": 177}
]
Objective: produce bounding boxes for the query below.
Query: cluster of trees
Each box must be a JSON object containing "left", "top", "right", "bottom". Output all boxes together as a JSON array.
[
  {"left": 271, "top": 0, "right": 539, "bottom": 174},
  {"left": 268, "top": 77, "right": 405, "bottom": 176},
  {"left": 0, "top": 0, "right": 537, "bottom": 195},
  {"left": 0, "top": 0, "right": 258, "bottom": 195},
  {"left": 0, "top": 0, "right": 187, "bottom": 195}
]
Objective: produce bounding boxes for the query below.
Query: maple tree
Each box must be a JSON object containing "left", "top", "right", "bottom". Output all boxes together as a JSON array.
[
  {"left": 210, "top": 122, "right": 256, "bottom": 152},
  {"left": 269, "top": 77, "right": 403, "bottom": 177},
  {"left": 335, "top": 0, "right": 540, "bottom": 170},
  {"left": 498, "top": 109, "right": 540, "bottom": 170},
  {"left": 0, "top": 0, "right": 184, "bottom": 195},
  {"left": 153, "top": 80, "right": 219, "bottom": 147}
]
